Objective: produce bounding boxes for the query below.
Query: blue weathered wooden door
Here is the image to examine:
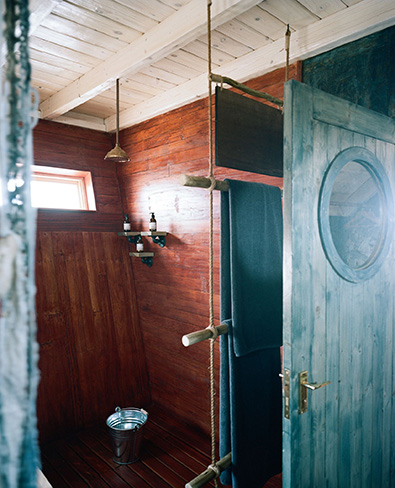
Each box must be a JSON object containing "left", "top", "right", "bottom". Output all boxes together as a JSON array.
[{"left": 282, "top": 80, "right": 395, "bottom": 487}]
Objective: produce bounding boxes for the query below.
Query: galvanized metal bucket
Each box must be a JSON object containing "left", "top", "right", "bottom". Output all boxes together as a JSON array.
[{"left": 106, "top": 406, "right": 148, "bottom": 465}]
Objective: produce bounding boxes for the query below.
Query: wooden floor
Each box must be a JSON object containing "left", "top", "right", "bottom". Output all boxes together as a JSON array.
[{"left": 41, "top": 406, "right": 282, "bottom": 488}]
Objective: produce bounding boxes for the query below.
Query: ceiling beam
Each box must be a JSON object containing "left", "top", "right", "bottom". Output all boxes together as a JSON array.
[
  {"left": 44, "top": 112, "right": 106, "bottom": 132},
  {"left": 29, "top": 0, "right": 63, "bottom": 36},
  {"left": 38, "top": 0, "right": 262, "bottom": 120},
  {"left": 106, "top": 0, "right": 395, "bottom": 131}
]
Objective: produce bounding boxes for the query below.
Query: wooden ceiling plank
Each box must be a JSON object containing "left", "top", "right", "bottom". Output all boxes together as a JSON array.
[
  {"left": 258, "top": 0, "right": 319, "bottom": 30},
  {"left": 113, "top": 0, "right": 178, "bottom": 22},
  {"left": 98, "top": 85, "right": 150, "bottom": 105},
  {"left": 30, "top": 49, "right": 92, "bottom": 75},
  {"left": 31, "top": 68, "right": 74, "bottom": 87},
  {"left": 296, "top": 0, "right": 348, "bottom": 18},
  {"left": 29, "top": 37, "right": 101, "bottom": 67},
  {"left": 33, "top": 26, "right": 114, "bottom": 60},
  {"left": 235, "top": 6, "right": 290, "bottom": 40},
  {"left": 127, "top": 73, "right": 176, "bottom": 92},
  {"left": 121, "top": 77, "right": 163, "bottom": 97},
  {"left": 140, "top": 65, "right": 188, "bottom": 85},
  {"left": 341, "top": 0, "right": 362, "bottom": 5},
  {"left": 159, "top": 0, "right": 190, "bottom": 7},
  {"left": 183, "top": 39, "right": 235, "bottom": 65},
  {"left": 39, "top": 0, "right": 262, "bottom": 119},
  {"left": 204, "top": 29, "right": 254, "bottom": 57},
  {"left": 31, "top": 59, "right": 82, "bottom": 80},
  {"left": 40, "top": 15, "right": 128, "bottom": 52},
  {"left": 154, "top": 57, "right": 201, "bottom": 79},
  {"left": 216, "top": 18, "right": 272, "bottom": 50},
  {"left": 65, "top": 0, "right": 158, "bottom": 32},
  {"left": 107, "top": 0, "right": 395, "bottom": 131},
  {"left": 166, "top": 49, "right": 215, "bottom": 72},
  {"left": 52, "top": 2, "right": 143, "bottom": 44}
]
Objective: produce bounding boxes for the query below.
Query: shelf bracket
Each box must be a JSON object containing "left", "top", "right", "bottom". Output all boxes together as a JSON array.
[
  {"left": 141, "top": 256, "right": 153, "bottom": 267},
  {"left": 127, "top": 235, "right": 140, "bottom": 245},
  {"left": 150, "top": 235, "right": 166, "bottom": 247},
  {"left": 129, "top": 252, "right": 155, "bottom": 268},
  {"left": 141, "top": 231, "right": 167, "bottom": 248}
]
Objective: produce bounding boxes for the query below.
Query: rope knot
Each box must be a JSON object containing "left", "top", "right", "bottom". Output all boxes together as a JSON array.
[
  {"left": 207, "top": 176, "right": 217, "bottom": 192},
  {"left": 206, "top": 325, "right": 219, "bottom": 341},
  {"left": 207, "top": 463, "right": 221, "bottom": 479}
]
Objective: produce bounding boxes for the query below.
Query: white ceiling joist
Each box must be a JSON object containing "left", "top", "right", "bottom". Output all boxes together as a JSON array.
[
  {"left": 106, "top": 0, "right": 395, "bottom": 132},
  {"left": 29, "top": 0, "right": 63, "bottom": 36},
  {"left": 51, "top": 112, "right": 106, "bottom": 132},
  {"left": 38, "top": 0, "right": 262, "bottom": 120}
]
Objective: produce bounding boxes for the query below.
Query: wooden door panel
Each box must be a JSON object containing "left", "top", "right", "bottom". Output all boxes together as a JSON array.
[{"left": 283, "top": 80, "right": 395, "bottom": 487}]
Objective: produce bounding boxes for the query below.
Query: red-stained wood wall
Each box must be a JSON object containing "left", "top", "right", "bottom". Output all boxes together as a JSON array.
[
  {"left": 33, "top": 121, "right": 151, "bottom": 443},
  {"left": 116, "top": 65, "right": 300, "bottom": 437}
]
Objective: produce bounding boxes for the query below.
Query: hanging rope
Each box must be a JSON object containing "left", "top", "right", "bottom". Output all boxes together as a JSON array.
[{"left": 206, "top": 1, "right": 219, "bottom": 486}]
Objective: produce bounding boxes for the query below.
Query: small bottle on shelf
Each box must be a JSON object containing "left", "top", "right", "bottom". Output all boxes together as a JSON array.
[
  {"left": 149, "top": 212, "right": 157, "bottom": 232},
  {"left": 123, "top": 214, "right": 131, "bottom": 232},
  {"left": 136, "top": 235, "right": 144, "bottom": 253}
]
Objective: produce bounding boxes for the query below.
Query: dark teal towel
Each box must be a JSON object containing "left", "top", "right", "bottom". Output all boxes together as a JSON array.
[
  {"left": 220, "top": 321, "right": 282, "bottom": 487},
  {"left": 220, "top": 180, "right": 282, "bottom": 487},
  {"left": 225, "top": 179, "right": 282, "bottom": 356}
]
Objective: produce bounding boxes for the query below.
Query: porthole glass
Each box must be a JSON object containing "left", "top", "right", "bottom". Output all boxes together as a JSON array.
[{"left": 319, "top": 147, "right": 393, "bottom": 282}]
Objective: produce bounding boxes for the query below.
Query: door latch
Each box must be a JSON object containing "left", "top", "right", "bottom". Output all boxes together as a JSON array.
[
  {"left": 299, "top": 370, "right": 331, "bottom": 414},
  {"left": 279, "top": 368, "right": 290, "bottom": 419}
]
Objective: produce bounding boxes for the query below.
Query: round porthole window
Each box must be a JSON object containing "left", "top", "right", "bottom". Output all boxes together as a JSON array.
[{"left": 318, "top": 147, "right": 393, "bottom": 282}]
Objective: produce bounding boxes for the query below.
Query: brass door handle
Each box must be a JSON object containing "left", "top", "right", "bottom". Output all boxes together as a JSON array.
[
  {"left": 303, "top": 380, "right": 331, "bottom": 391},
  {"left": 299, "top": 371, "right": 330, "bottom": 414}
]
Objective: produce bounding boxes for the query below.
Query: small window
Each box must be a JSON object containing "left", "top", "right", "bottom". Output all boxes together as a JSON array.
[{"left": 31, "top": 166, "right": 96, "bottom": 211}]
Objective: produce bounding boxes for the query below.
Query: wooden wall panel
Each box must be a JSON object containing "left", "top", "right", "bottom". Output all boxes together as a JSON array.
[
  {"left": 36, "top": 231, "right": 151, "bottom": 443},
  {"left": 33, "top": 120, "right": 122, "bottom": 232},
  {"left": 117, "top": 65, "right": 300, "bottom": 436},
  {"left": 34, "top": 121, "right": 151, "bottom": 443}
]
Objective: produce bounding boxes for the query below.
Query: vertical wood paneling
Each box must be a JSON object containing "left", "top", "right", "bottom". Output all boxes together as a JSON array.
[
  {"left": 310, "top": 119, "right": 328, "bottom": 485},
  {"left": 36, "top": 232, "right": 151, "bottom": 442},
  {"left": 117, "top": 65, "right": 301, "bottom": 437},
  {"left": 34, "top": 120, "right": 151, "bottom": 443},
  {"left": 324, "top": 124, "right": 343, "bottom": 488}
]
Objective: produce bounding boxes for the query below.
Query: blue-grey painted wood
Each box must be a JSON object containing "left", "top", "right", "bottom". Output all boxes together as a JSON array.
[{"left": 283, "top": 80, "right": 395, "bottom": 487}]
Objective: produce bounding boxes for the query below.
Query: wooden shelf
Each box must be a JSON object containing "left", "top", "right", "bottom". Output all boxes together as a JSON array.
[
  {"left": 118, "top": 231, "right": 167, "bottom": 237},
  {"left": 119, "top": 231, "right": 168, "bottom": 267},
  {"left": 141, "top": 231, "right": 167, "bottom": 236},
  {"left": 118, "top": 231, "right": 168, "bottom": 249},
  {"left": 118, "top": 231, "right": 141, "bottom": 237},
  {"left": 129, "top": 252, "right": 155, "bottom": 258}
]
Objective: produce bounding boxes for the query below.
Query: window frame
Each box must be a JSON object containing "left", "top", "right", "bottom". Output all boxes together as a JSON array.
[{"left": 31, "top": 165, "right": 96, "bottom": 211}]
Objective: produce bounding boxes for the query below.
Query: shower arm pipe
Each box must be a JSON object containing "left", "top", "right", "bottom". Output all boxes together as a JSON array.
[
  {"left": 185, "top": 452, "right": 232, "bottom": 488},
  {"left": 182, "top": 323, "right": 229, "bottom": 347},
  {"left": 210, "top": 73, "right": 284, "bottom": 108},
  {"left": 179, "top": 174, "right": 229, "bottom": 191}
]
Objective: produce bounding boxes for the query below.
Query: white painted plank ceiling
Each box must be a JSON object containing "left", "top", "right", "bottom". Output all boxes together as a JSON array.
[{"left": 19, "top": 0, "right": 395, "bottom": 132}]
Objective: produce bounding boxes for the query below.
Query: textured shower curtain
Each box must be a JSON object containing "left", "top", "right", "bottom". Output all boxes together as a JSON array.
[{"left": 0, "top": 0, "right": 41, "bottom": 486}]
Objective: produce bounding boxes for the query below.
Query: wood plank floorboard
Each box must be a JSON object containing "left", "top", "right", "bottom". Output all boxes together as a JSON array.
[{"left": 41, "top": 405, "right": 281, "bottom": 487}]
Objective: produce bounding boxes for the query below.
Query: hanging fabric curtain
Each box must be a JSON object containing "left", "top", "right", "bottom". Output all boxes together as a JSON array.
[{"left": 0, "top": 0, "right": 41, "bottom": 486}]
